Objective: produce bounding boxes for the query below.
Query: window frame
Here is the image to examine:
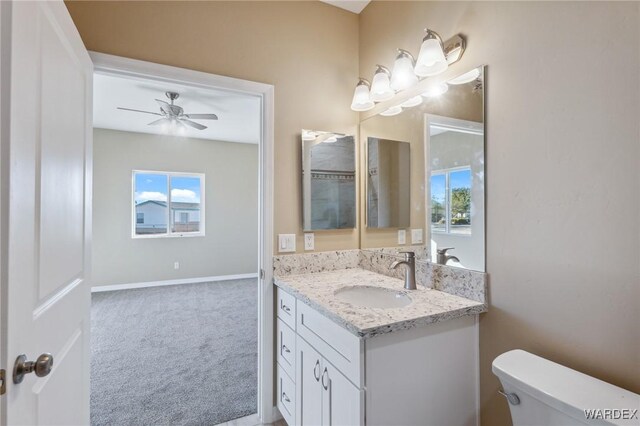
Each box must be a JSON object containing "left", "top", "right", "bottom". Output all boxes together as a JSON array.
[
  {"left": 430, "top": 165, "right": 472, "bottom": 235},
  {"left": 131, "top": 170, "right": 206, "bottom": 239}
]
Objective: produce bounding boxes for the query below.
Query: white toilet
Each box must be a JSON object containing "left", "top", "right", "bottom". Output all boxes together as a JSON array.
[{"left": 492, "top": 350, "right": 640, "bottom": 425}]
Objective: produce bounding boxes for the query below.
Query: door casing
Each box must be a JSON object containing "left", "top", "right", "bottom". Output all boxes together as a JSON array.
[{"left": 0, "top": 49, "right": 277, "bottom": 423}]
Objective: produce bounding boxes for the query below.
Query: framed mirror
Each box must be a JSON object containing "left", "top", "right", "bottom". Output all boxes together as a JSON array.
[
  {"left": 302, "top": 129, "right": 356, "bottom": 231},
  {"left": 359, "top": 66, "right": 485, "bottom": 272}
]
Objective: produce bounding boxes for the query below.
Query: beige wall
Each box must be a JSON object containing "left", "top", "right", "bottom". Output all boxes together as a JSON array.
[
  {"left": 92, "top": 128, "right": 258, "bottom": 286},
  {"left": 66, "top": 0, "right": 360, "bottom": 254},
  {"left": 360, "top": 1, "right": 640, "bottom": 424},
  {"left": 69, "top": 2, "right": 640, "bottom": 423}
]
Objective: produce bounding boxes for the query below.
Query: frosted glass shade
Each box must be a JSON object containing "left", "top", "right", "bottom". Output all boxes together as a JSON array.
[
  {"left": 379, "top": 105, "right": 403, "bottom": 117},
  {"left": 370, "top": 70, "right": 394, "bottom": 102},
  {"left": 400, "top": 95, "right": 423, "bottom": 108},
  {"left": 414, "top": 38, "right": 448, "bottom": 77},
  {"left": 448, "top": 68, "right": 481, "bottom": 85},
  {"left": 350, "top": 81, "right": 374, "bottom": 111},
  {"left": 421, "top": 82, "right": 449, "bottom": 98},
  {"left": 390, "top": 54, "right": 418, "bottom": 91}
]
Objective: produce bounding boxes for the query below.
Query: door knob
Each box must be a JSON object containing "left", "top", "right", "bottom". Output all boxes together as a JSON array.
[{"left": 13, "top": 353, "right": 54, "bottom": 384}]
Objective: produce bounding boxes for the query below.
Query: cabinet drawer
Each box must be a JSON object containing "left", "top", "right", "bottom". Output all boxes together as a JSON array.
[
  {"left": 276, "top": 286, "right": 296, "bottom": 330},
  {"left": 277, "top": 318, "right": 296, "bottom": 379},
  {"left": 277, "top": 365, "right": 296, "bottom": 426},
  {"left": 296, "top": 302, "right": 363, "bottom": 387}
]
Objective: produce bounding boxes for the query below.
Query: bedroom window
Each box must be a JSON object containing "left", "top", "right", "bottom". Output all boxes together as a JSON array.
[{"left": 132, "top": 170, "right": 205, "bottom": 238}]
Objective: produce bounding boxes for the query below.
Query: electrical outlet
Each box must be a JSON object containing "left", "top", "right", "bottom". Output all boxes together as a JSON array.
[
  {"left": 304, "top": 233, "right": 314, "bottom": 251},
  {"left": 397, "top": 230, "right": 406, "bottom": 245},
  {"left": 174, "top": 262, "right": 180, "bottom": 270},
  {"left": 411, "top": 228, "right": 423, "bottom": 244},
  {"left": 278, "top": 234, "right": 296, "bottom": 253}
]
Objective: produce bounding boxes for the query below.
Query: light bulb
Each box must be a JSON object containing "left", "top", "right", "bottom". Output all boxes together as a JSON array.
[
  {"left": 414, "top": 29, "right": 448, "bottom": 77},
  {"left": 379, "top": 105, "right": 403, "bottom": 117},
  {"left": 448, "top": 68, "right": 481, "bottom": 85},
  {"left": 390, "top": 49, "right": 418, "bottom": 91},
  {"left": 400, "top": 95, "right": 423, "bottom": 108},
  {"left": 370, "top": 65, "right": 394, "bottom": 102},
  {"left": 350, "top": 78, "right": 374, "bottom": 111},
  {"left": 422, "top": 82, "right": 449, "bottom": 98}
]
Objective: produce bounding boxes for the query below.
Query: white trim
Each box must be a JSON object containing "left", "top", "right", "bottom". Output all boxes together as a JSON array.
[
  {"left": 91, "top": 273, "right": 258, "bottom": 293},
  {"left": 90, "top": 52, "right": 276, "bottom": 423}
]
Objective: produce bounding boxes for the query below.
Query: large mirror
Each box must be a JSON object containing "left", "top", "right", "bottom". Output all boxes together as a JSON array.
[
  {"left": 359, "top": 66, "right": 485, "bottom": 271},
  {"left": 302, "top": 130, "right": 356, "bottom": 231}
]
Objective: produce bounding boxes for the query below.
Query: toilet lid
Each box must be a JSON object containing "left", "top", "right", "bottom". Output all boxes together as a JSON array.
[{"left": 492, "top": 350, "right": 640, "bottom": 425}]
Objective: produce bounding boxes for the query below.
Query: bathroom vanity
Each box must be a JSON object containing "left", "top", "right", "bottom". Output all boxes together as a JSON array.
[{"left": 274, "top": 268, "right": 486, "bottom": 426}]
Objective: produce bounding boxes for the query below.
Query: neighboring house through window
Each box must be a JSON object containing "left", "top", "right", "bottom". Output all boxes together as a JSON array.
[{"left": 133, "top": 171, "right": 205, "bottom": 238}]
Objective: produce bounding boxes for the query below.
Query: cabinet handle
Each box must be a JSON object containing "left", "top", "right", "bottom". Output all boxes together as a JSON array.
[
  {"left": 282, "top": 344, "right": 291, "bottom": 354},
  {"left": 313, "top": 360, "right": 320, "bottom": 382},
  {"left": 321, "top": 367, "right": 329, "bottom": 390},
  {"left": 281, "top": 303, "right": 291, "bottom": 313},
  {"left": 282, "top": 391, "right": 291, "bottom": 403}
]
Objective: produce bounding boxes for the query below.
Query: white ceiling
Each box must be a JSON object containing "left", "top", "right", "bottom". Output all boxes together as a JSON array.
[
  {"left": 93, "top": 73, "right": 261, "bottom": 144},
  {"left": 320, "top": 0, "right": 370, "bottom": 14}
]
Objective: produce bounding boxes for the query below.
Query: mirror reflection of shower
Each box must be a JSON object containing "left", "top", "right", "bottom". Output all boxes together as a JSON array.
[{"left": 302, "top": 130, "right": 356, "bottom": 231}]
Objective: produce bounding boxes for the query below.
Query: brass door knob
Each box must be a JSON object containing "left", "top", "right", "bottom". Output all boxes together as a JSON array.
[{"left": 13, "top": 353, "right": 54, "bottom": 384}]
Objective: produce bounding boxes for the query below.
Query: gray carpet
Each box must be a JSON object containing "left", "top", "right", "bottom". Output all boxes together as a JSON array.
[{"left": 90, "top": 279, "right": 257, "bottom": 426}]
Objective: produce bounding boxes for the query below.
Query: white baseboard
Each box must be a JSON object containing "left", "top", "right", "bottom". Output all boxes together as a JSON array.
[{"left": 91, "top": 273, "right": 259, "bottom": 293}]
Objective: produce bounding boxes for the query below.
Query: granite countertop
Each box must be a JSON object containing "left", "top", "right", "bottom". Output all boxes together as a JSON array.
[{"left": 274, "top": 268, "right": 487, "bottom": 339}]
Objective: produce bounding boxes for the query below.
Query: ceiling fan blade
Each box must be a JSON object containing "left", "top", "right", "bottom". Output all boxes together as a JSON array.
[
  {"left": 148, "top": 118, "right": 168, "bottom": 126},
  {"left": 117, "top": 107, "right": 162, "bottom": 116},
  {"left": 184, "top": 113, "right": 218, "bottom": 120},
  {"left": 180, "top": 119, "right": 207, "bottom": 130},
  {"left": 155, "top": 99, "right": 169, "bottom": 107}
]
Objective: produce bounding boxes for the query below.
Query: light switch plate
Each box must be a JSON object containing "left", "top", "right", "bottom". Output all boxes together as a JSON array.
[
  {"left": 278, "top": 234, "right": 296, "bottom": 253},
  {"left": 304, "top": 233, "right": 314, "bottom": 251},
  {"left": 397, "top": 230, "right": 406, "bottom": 245},
  {"left": 411, "top": 228, "right": 423, "bottom": 244}
]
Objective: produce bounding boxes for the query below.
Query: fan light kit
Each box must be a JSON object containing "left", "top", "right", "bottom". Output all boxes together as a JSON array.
[
  {"left": 117, "top": 91, "right": 219, "bottom": 134},
  {"left": 349, "top": 29, "right": 466, "bottom": 115}
]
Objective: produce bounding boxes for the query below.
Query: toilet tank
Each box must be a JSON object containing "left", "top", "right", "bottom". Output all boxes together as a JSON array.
[{"left": 492, "top": 350, "right": 640, "bottom": 426}]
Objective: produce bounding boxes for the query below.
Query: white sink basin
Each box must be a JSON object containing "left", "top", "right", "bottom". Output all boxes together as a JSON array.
[{"left": 334, "top": 286, "right": 412, "bottom": 309}]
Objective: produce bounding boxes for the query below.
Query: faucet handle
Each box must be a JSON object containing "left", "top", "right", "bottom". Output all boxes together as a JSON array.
[
  {"left": 399, "top": 251, "right": 415, "bottom": 260},
  {"left": 437, "top": 247, "right": 455, "bottom": 255}
]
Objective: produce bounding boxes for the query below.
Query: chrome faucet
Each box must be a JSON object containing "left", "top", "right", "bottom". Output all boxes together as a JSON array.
[
  {"left": 437, "top": 247, "right": 460, "bottom": 266},
  {"left": 390, "top": 251, "right": 417, "bottom": 290}
]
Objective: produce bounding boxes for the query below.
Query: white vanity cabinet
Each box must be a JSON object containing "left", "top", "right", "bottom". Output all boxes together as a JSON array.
[
  {"left": 275, "top": 285, "right": 480, "bottom": 426},
  {"left": 296, "top": 329, "right": 363, "bottom": 426}
]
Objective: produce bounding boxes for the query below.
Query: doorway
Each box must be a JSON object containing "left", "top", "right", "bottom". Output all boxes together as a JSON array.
[{"left": 90, "top": 53, "right": 275, "bottom": 425}]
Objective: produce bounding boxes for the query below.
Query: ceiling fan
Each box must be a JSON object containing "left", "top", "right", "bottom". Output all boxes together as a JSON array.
[{"left": 117, "top": 91, "right": 218, "bottom": 131}]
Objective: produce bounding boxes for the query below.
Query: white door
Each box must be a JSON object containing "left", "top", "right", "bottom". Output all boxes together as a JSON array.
[
  {"left": 321, "top": 362, "right": 362, "bottom": 426},
  {"left": 296, "top": 337, "right": 323, "bottom": 426},
  {"left": 2, "top": 1, "right": 93, "bottom": 424}
]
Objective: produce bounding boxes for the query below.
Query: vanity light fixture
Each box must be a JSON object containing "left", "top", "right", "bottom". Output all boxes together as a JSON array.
[
  {"left": 400, "top": 95, "right": 423, "bottom": 108},
  {"left": 390, "top": 49, "right": 419, "bottom": 91},
  {"left": 322, "top": 135, "right": 338, "bottom": 143},
  {"left": 421, "top": 82, "right": 449, "bottom": 98},
  {"left": 414, "top": 29, "right": 448, "bottom": 77},
  {"left": 379, "top": 105, "right": 403, "bottom": 117},
  {"left": 370, "top": 65, "right": 395, "bottom": 102},
  {"left": 350, "top": 78, "right": 375, "bottom": 111},
  {"left": 302, "top": 130, "right": 318, "bottom": 141},
  {"left": 448, "top": 67, "right": 481, "bottom": 85}
]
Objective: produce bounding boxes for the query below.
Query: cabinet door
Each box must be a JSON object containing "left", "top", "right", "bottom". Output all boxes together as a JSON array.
[
  {"left": 321, "top": 362, "right": 364, "bottom": 426},
  {"left": 296, "top": 336, "right": 323, "bottom": 426}
]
